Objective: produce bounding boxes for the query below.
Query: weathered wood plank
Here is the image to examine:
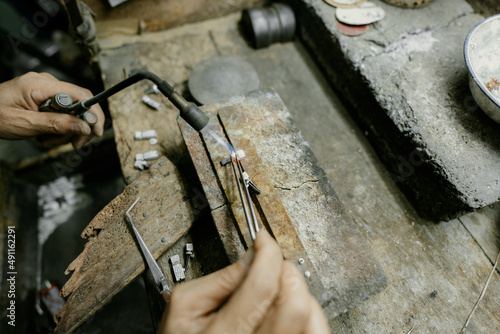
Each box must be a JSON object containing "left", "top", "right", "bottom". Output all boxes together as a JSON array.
[{"left": 54, "top": 157, "right": 195, "bottom": 333}]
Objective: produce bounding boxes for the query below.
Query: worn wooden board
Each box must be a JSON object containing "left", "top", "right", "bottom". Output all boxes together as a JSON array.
[
  {"left": 54, "top": 157, "right": 195, "bottom": 334},
  {"left": 180, "top": 89, "right": 388, "bottom": 319},
  {"left": 85, "top": 0, "right": 265, "bottom": 32}
]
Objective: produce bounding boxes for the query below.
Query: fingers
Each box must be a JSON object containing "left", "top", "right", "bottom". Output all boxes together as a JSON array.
[
  {"left": 169, "top": 248, "right": 255, "bottom": 316},
  {"left": 27, "top": 111, "right": 91, "bottom": 137},
  {"left": 22, "top": 72, "right": 105, "bottom": 137},
  {"left": 255, "top": 262, "right": 312, "bottom": 334},
  {"left": 207, "top": 230, "right": 284, "bottom": 333}
]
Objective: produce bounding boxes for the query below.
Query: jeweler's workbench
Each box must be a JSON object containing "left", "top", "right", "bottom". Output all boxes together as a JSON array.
[
  {"left": 54, "top": 11, "right": 500, "bottom": 334},
  {"left": 180, "top": 89, "right": 387, "bottom": 313}
]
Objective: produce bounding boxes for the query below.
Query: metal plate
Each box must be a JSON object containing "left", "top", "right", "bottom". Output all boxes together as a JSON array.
[{"left": 188, "top": 56, "right": 260, "bottom": 105}]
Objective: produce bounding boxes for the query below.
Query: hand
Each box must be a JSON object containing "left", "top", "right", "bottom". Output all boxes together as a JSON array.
[
  {"left": 158, "top": 231, "right": 330, "bottom": 334},
  {"left": 0, "top": 72, "right": 105, "bottom": 149}
]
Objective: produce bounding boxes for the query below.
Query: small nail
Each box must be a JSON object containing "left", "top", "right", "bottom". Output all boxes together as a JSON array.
[{"left": 238, "top": 248, "right": 255, "bottom": 269}]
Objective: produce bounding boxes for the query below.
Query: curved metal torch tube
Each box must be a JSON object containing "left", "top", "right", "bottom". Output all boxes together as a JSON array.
[{"left": 70, "top": 70, "right": 175, "bottom": 115}]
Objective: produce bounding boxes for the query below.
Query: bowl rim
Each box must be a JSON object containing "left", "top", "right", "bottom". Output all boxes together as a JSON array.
[{"left": 464, "top": 13, "right": 500, "bottom": 109}]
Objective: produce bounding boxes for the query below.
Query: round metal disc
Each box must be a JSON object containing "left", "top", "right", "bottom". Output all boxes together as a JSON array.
[{"left": 188, "top": 56, "right": 260, "bottom": 105}]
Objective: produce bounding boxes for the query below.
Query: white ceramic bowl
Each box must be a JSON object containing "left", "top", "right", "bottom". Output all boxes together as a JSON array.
[{"left": 464, "top": 14, "right": 500, "bottom": 124}]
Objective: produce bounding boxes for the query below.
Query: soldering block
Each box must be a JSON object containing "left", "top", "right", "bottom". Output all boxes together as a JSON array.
[
  {"left": 180, "top": 88, "right": 388, "bottom": 321},
  {"left": 293, "top": 0, "right": 500, "bottom": 220}
]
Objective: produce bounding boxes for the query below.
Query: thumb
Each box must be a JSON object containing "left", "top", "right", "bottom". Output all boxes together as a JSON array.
[
  {"left": 171, "top": 249, "right": 255, "bottom": 313},
  {"left": 29, "top": 111, "right": 91, "bottom": 137}
]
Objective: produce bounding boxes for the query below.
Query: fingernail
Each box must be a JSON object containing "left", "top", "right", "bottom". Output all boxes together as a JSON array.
[
  {"left": 238, "top": 248, "right": 255, "bottom": 269},
  {"left": 72, "top": 122, "right": 91, "bottom": 136}
]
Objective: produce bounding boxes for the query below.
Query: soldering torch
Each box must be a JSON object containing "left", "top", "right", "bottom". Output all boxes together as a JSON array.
[{"left": 39, "top": 70, "right": 233, "bottom": 152}]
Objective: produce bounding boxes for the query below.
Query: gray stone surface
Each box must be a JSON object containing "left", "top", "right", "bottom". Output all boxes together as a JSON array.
[{"left": 293, "top": 0, "right": 500, "bottom": 220}]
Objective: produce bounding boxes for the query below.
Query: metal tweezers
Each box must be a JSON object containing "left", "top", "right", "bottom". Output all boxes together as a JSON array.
[
  {"left": 229, "top": 151, "right": 261, "bottom": 242},
  {"left": 125, "top": 197, "right": 171, "bottom": 302}
]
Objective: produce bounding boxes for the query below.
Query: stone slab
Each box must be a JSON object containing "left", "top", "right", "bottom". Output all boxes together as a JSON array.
[{"left": 293, "top": 0, "right": 500, "bottom": 220}]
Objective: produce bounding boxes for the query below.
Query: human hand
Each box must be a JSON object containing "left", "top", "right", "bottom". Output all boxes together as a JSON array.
[
  {"left": 158, "top": 230, "right": 330, "bottom": 334},
  {"left": 0, "top": 72, "right": 105, "bottom": 149}
]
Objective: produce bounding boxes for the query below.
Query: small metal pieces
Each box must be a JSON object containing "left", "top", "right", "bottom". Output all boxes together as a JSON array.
[
  {"left": 184, "top": 243, "right": 194, "bottom": 270},
  {"left": 170, "top": 254, "right": 186, "bottom": 282},
  {"left": 125, "top": 197, "right": 171, "bottom": 298},
  {"left": 220, "top": 149, "right": 246, "bottom": 166},
  {"left": 304, "top": 271, "right": 311, "bottom": 278},
  {"left": 135, "top": 130, "right": 158, "bottom": 140},
  {"left": 145, "top": 84, "right": 160, "bottom": 94},
  {"left": 142, "top": 95, "right": 162, "bottom": 110},
  {"left": 134, "top": 150, "right": 159, "bottom": 170},
  {"left": 149, "top": 138, "right": 158, "bottom": 145},
  {"left": 298, "top": 257, "right": 305, "bottom": 265},
  {"left": 136, "top": 150, "right": 160, "bottom": 161},
  {"left": 134, "top": 159, "right": 149, "bottom": 171}
]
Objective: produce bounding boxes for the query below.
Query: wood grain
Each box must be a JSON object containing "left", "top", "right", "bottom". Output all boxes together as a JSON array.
[{"left": 54, "top": 157, "right": 195, "bottom": 333}]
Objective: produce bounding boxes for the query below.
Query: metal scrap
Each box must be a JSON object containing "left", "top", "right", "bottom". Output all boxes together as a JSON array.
[
  {"left": 170, "top": 254, "right": 185, "bottom": 281},
  {"left": 142, "top": 95, "right": 162, "bottom": 110}
]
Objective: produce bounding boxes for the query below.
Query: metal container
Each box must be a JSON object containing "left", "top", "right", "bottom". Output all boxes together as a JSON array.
[
  {"left": 464, "top": 14, "right": 500, "bottom": 124},
  {"left": 241, "top": 3, "right": 296, "bottom": 49}
]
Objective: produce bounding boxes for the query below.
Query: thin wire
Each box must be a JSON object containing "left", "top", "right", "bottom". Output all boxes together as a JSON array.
[{"left": 459, "top": 249, "right": 500, "bottom": 333}]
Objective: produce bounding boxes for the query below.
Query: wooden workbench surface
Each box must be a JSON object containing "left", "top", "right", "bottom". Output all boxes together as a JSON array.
[{"left": 94, "top": 13, "right": 500, "bottom": 333}]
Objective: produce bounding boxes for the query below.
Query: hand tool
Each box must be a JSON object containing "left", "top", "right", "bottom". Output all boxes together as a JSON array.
[
  {"left": 125, "top": 197, "right": 171, "bottom": 302},
  {"left": 229, "top": 150, "right": 261, "bottom": 243},
  {"left": 39, "top": 92, "right": 98, "bottom": 126}
]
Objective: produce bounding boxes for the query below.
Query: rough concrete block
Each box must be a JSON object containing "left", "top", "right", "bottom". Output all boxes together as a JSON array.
[{"left": 293, "top": 0, "right": 500, "bottom": 220}]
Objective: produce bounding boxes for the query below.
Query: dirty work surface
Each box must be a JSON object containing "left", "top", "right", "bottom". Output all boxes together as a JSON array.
[
  {"left": 54, "top": 157, "right": 195, "bottom": 334},
  {"left": 294, "top": 0, "right": 500, "bottom": 220},
  {"left": 181, "top": 89, "right": 387, "bottom": 319},
  {"left": 95, "top": 12, "right": 500, "bottom": 332}
]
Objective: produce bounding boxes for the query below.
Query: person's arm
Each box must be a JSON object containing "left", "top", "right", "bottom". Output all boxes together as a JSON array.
[
  {"left": 0, "top": 72, "right": 104, "bottom": 149},
  {"left": 158, "top": 230, "right": 331, "bottom": 334}
]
